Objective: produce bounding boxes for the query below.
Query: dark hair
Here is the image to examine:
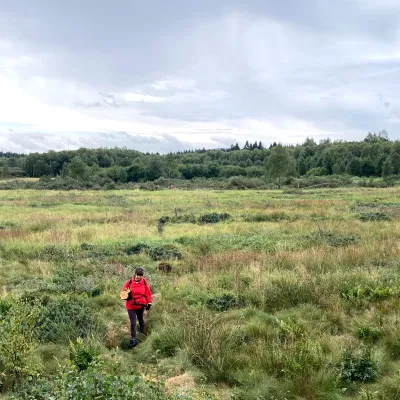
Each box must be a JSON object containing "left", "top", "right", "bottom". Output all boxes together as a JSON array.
[{"left": 135, "top": 267, "right": 144, "bottom": 276}]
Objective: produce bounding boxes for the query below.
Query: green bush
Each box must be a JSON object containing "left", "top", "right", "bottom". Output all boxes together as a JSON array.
[
  {"left": 38, "top": 296, "right": 105, "bottom": 344},
  {"left": 149, "top": 244, "right": 182, "bottom": 260},
  {"left": 339, "top": 349, "right": 379, "bottom": 383},
  {"left": 40, "top": 244, "right": 77, "bottom": 261},
  {"left": 69, "top": 338, "right": 98, "bottom": 371},
  {"left": 52, "top": 267, "right": 102, "bottom": 297},
  {"left": 12, "top": 358, "right": 164, "bottom": 400},
  {"left": 125, "top": 242, "right": 151, "bottom": 255},
  {"left": 357, "top": 212, "right": 392, "bottom": 221},
  {"left": 198, "top": 213, "right": 231, "bottom": 224},
  {"left": 356, "top": 326, "right": 383, "bottom": 343},
  {"left": 0, "top": 299, "right": 42, "bottom": 388},
  {"left": 308, "top": 229, "right": 359, "bottom": 247},
  {"left": 341, "top": 285, "right": 395, "bottom": 303},
  {"left": 206, "top": 294, "right": 240, "bottom": 312}
]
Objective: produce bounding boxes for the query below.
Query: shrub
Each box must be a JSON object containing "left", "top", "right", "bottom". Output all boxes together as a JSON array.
[
  {"left": 158, "top": 214, "right": 197, "bottom": 224},
  {"left": 40, "top": 245, "right": 77, "bottom": 262},
  {"left": 339, "top": 349, "right": 379, "bottom": 383},
  {"left": 148, "top": 244, "right": 182, "bottom": 261},
  {"left": 37, "top": 296, "right": 105, "bottom": 344},
  {"left": 0, "top": 299, "right": 42, "bottom": 388},
  {"left": 52, "top": 267, "right": 103, "bottom": 297},
  {"left": 206, "top": 294, "right": 240, "bottom": 312},
  {"left": 198, "top": 213, "right": 231, "bottom": 224},
  {"left": 341, "top": 285, "right": 395, "bottom": 303},
  {"left": 357, "top": 212, "right": 392, "bottom": 221},
  {"left": 69, "top": 338, "right": 98, "bottom": 371},
  {"left": 12, "top": 357, "right": 164, "bottom": 400},
  {"left": 308, "top": 229, "right": 359, "bottom": 247},
  {"left": 356, "top": 326, "right": 383, "bottom": 343},
  {"left": 125, "top": 242, "right": 151, "bottom": 255}
]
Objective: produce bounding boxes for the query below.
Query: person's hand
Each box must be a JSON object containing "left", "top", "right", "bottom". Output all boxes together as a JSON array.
[{"left": 145, "top": 303, "right": 152, "bottom": 310}]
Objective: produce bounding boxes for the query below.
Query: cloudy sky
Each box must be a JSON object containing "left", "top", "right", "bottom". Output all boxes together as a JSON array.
[{"left": 1, "top": 0, "right": 400, "bottom": 153}]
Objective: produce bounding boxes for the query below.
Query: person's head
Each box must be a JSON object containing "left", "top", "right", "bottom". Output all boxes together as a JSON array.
[{"left": 134, "top": 267, "right": 144, "bottom": 281}]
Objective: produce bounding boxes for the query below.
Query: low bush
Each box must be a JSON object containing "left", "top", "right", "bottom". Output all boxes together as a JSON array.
[
  {"left": 206, "top": 294, "right": 240, "bottom": 312},
  {"left": 158, "top": 214, "right": 197, "bottom": 224},
  {"left": 357, "top": 212, "right": 392, "bottom": 221},
  {"left": 308, "top": 229, "right": 359, "bottom": 247},
  {"left": 198, "top": 213, "right": 231, "bottom": 224},
  {"left": 12, "top": 357, "right": 164, "bottom": 400},
  {"left": 0, "top": 299, "right": 42, "bottom": 389},
  {"left": 339, "top": 349, "right": 379, "bottom": 383},
  {"left": 69, "top": 338, "right": 98, "bottom": 371},
  {"left": 40, "top": 244, "right": 78, "bottom": 262},
  {"left": 37, "top": 296, "right": 105, "bottom": 344},
  {"left": 356, "top": 326, "right": 383, "bottom": 343},
  {"left": 124, "top": 242, "right": 151, "bottom": 255},
  {"left": 149, "top": 244, "right": 182, "bottom": 261},
  {"left": 341, "top": 285, "right": 395, "bottom": 303}
]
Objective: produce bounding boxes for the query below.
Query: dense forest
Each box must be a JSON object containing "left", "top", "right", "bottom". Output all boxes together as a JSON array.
[{"left": 0, "top": 131, "right": 399, "bottom": 189}]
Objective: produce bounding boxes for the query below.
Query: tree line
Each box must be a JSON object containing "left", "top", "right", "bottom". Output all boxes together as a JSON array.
[{"left": 0, "top": 131, "right": 399, "bottom": 186}]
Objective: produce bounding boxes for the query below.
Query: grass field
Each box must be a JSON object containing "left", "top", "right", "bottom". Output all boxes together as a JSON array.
[{"left": 1, "top": 187, "right": 400, "bottom": 399}]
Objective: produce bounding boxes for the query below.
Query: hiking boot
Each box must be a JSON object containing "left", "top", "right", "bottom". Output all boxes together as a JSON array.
[{"left": 129, "top": 338, "right": 138, "bottom": 348}]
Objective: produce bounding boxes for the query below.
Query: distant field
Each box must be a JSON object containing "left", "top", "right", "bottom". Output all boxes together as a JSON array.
[{"left": 1, "top": 187, "right": 400, "bottom": 399}]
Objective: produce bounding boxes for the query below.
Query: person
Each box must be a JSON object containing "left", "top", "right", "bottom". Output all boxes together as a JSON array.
[{"left": 121, "top": 267, "right": 152, "bottom": 348}]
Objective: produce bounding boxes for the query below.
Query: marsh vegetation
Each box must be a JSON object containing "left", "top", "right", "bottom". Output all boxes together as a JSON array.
[{"left": 0, "top": 187, "right": 400, "bottom": 399}]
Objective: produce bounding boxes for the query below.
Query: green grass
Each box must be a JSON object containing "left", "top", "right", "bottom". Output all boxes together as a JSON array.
[{"left": 0, "top": 187, "right": 400, "bottom": 399}]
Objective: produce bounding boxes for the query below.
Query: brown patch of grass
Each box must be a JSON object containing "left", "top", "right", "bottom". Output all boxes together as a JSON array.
[
  {"left": 0, "top": 230, "right": 29, "bottom": 240},
  {"left": 165, "top": 373, "right": 196, "bottom": 395}
]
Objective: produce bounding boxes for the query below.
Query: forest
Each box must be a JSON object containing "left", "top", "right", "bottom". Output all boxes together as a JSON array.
[{"left": 0, "top": 131, "right": 399, "bottom": 190}]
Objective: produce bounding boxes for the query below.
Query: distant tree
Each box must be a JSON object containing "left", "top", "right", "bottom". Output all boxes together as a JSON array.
[
  {"left": 266, "top": 145, "right": 291, "bottom": 188},
  {"left": 118, "top": 168, "right": 128, "bottom": 183},
  {"left": 62, "top": 157, "right": 89, "bottom": 180},
  {"left": 360, "top": 158, "right": 375, "bottom": 177},
  {"left": 347, "top": 157, "right": 362, "bottom": 176},
  {"left": 364, "top": 130, "right": 389, "bottom": 143},
  {"left": 332, "top": 161, "right": 346, "bottom": 175},
  {"left": 297, "top": 156, "right": 307, "bottom": 176},
  {"left": 244, "top": 141, "right": 250, "bottom": 150},
  {"left": 382, "top": 158, "right": 394, "bottom": 177},
  {"left": 145, "top": 158, "right": 164, "bottom": 181},
  {"left": 126, "top": 164, "right": 144, "bottom": 182}
]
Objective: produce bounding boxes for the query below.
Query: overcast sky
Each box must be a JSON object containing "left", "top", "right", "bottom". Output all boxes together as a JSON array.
[{"left": 1, "top": 0, "right": 400, "bottom": 154}]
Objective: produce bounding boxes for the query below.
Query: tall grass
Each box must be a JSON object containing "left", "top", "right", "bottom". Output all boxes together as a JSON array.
[{"left": 0, "top": 187, "right": 400, "bottom": 398}]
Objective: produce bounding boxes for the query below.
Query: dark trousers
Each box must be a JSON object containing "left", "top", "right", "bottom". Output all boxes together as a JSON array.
[{"left": 127, "top": 308, "right": 144, "bottom": 339}]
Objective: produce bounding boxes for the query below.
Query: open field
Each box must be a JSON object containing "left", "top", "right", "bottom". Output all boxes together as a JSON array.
[{"left": 1, "top": 187, "right": 400, "bottom": 399}]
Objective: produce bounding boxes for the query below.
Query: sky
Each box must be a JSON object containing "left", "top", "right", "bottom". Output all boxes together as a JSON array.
[{"left": 1, "top": 0, "right": 400, "bottom": 154}]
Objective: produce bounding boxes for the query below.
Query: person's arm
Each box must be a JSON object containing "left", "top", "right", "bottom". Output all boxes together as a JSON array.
[{"left": 144, "top": 280, "right": 152, "bottom": 309}]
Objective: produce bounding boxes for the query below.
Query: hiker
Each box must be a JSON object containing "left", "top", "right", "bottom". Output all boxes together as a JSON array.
[{"left": 121, "top": 267, "right": 152, "bottom": 348}]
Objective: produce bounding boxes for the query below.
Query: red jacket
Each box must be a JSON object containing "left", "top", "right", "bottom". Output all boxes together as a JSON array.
[{"left": 122, "top": 277, "right": 152, "bottom": 310}]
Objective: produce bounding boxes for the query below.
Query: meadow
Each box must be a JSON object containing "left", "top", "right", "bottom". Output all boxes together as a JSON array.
[{"left": 0, "top": 187, "right": 400, "bottom": 399}]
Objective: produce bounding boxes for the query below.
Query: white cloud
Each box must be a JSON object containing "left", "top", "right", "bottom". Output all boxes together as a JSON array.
[
  {"left": 0, "top": 0, "right": 400, "bottom": 154},
  {"left": 123, "top": 92, "right": 167, "bottom": 103},
  {"left": 151, "top": 79, "right": 197, "bottom": 91}
]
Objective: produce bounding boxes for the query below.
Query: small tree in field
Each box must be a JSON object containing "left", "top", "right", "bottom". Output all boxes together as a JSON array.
[{"left": 266, "top": 145, "right": 292, "bottom": 188}]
